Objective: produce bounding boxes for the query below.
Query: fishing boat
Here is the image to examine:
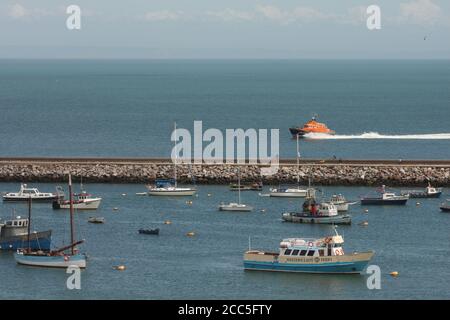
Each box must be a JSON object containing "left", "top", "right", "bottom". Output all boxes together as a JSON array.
[
  {"left": 270, "top": 135, "right": 312, "bottom": 198},
  {"left": 138, "top": 228, "right": 160, "bottom": 235},
  {"left": 282, "top": 196, "right": 351, "bottom": 225},
  {"left": 360, "top": 185, "right": 409, "bottom": 205},
  {"left": 401, "top": 183, "right": 442, "bottom": 198},
  {"left": 53, "top": 185, "right": 102, "bottom": 210},
  {"left": 244, "top": 228, "right": 373, "bottom": 274},
  {"left": 3, "top": 184, "right": 59, "bottom": 202},
  {"left": 440, "top": 200, "right": 450, "bottom": 212},
  {"left": 147, "top": 123, "right": 196, "bottom": 196},
  {"left": 325, "top": 194, "right": 357, "bottom": 212},
  {"left": 0, "top": 213, "right": 52, "bottom": 251},
  {"left": 230, "top": 182, "right": 262, "bottom": 191},
  {"left": 14, "top": 174, "right": 87, "bottom": 269},
  {"left": 289, "top": 115, "right": 336, "bottom": 138},
  {"left": 219, "top": 168, "right": 253, "bottom": 212}
]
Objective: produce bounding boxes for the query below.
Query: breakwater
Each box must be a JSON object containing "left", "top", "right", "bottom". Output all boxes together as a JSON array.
[{"left": 0, "top": 158, "right": 449, "bottom": 186}]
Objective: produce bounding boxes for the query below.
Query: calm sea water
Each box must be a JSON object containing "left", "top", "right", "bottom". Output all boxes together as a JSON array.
[
  {"left": 0, "top": 183, "right": 449, "bottom": 299},
  {"left": 0, "top": 59, "right": 449, "bottom": 159}
]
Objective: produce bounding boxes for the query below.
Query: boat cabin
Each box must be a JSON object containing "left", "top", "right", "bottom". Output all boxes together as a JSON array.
[
  {"left": 279, "top": 235, "right": 345, "bottom": 257},
  {"left": 154, "top": 179, "right": 175, "bottom": 188},
  {"left": 0, "top": 217, "right": 29, "bottom": 238}
]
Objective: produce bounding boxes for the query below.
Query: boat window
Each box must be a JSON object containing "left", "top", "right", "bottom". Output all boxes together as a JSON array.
[
  {"left": 319, "top": 249, "right": 324, "bottom": 256},
  {"left": 307, "top": 250, "right": 315, "bottom": 256},
  {"left": 284, "top": 249, "right": 292, "bottom": 255},
  {"left": 292, "top": 249, "right": 299, "bottom": 255},
  {"left": 299, "top": 250, "right": 307, "bottom": 256}
]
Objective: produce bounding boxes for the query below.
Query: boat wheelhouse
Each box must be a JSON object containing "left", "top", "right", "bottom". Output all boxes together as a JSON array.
[
  {"left": 3, "top": 184, "right": 59, "bottom": 202},
  {"left": 326, "top": 194, "right": 356, "bottom": 212},
  {"left": 244, "top": 229, "right": 373, "bottom": 274},
  {"left": 0, "top": 216, "right": 52, "bottom": 251}
]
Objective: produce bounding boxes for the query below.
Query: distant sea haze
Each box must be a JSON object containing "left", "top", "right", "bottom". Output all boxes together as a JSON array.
[{"left": 0, "top": 59, "right": 449, "bottom": 159}]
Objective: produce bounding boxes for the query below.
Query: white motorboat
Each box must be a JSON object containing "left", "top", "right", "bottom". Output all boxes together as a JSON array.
[
  {"left": 3, "top": 184, "right": 59, "bottom": 202},
  {"left": 219, "top": 167, "right": 253, "bottom": 212},
  {"left": 326, "top": 194, "right": 356, "bottom": 212},
  {"left": 53, "top": 190, "right": 102, "bottom": 210}
]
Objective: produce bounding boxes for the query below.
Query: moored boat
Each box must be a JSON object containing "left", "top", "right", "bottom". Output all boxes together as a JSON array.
[
  {"left": 361, "top": 186, "right": 409, "bottom": 205},
  {"left": 401, "top": 183, "right": 442, "bottom": 198},
  {"left": 230, "top": 182, "right": 262, "bottom": 191},
  {"left": 440, "top": 200, "right": 450, "bottom": 212},
  {"left": 138, "top": 228, "right": 160, "bottom": 235},
  {"left": 219, "top": 167, "right": 253, "bottom": 212},
  {"left": 3, "top": 184, "right": 59, "bottom": 202},
  {"left": 14, "top": 174, "right": 87, "bottom": 269},
  {"left": 0, "top": 216, "right": 52, "bottom": 251},
  {"left": 325, "top": 194, "right": 356, "bottom": 212},
  {"left": 147, "top": 179, "right": 196, "bottom": 196},
  {"left": 289, "top": 116, "right": 335, "bottom": 138},
  {"left": 53, "top": 188, "right": 102, "bottom": 210},
  {"left": 88, "top": 217, "right": 105, "bottom": 224},
  {"left": 244, "top": 228, "right": 373, "bottom": 274},
  {"left": 282, "top": 197, "right": 351, "bottom": 225}
]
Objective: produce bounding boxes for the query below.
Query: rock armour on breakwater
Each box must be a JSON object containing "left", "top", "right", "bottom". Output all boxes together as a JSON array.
[{"left": 0, "top": 160, "right": 449, "bottom": 186}]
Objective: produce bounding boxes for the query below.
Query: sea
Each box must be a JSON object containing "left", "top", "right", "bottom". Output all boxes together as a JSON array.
[{"left": 0, "top": 60, "right": 449, "bottom": 300}]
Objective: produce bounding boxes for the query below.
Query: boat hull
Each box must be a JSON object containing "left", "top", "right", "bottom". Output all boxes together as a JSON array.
[
  {"left": 0, "top": 230, "right": 52, "bottom": 251},
  {"left": 407, "top": 192, "right": 442, "bottom": 198},
  {"left": 282, "top": 213, "right": 351, "bottom": 225},
  {"left": 53, "top": 199, "right": 101, "bottom": 210},
  {"left": 270, "top": 191, "right": 308, "bottom": 198},
  {"left": 3, "top": 196, "right": 58, "bottom": 202},
  {"left": 361, "top": 198, "right": 408, "bottom": 205},
  {"left": 244, "top": 252, "right": 373, "bottom": 274},
  {"left": 440, "top": 205, "right": 450, "bottom": 212},
  {"left": 14, "top": 252, "right": 86, "bottom": 268},
  {"left": 219, "top": 205, "right": 253, "bottom": 212},
  {"left": 289, "top": 128, "right": 336, "bottom": 137},
  {"left": 148, "top": 189, "right": 196, "bottom": 196}
]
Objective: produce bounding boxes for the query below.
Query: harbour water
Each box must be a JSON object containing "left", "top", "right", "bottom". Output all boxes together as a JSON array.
[
  {"left": 0, "top": 59, "right": 449, "bottom": 159},
  {"left": 1, "top": 182, "right": 449, "bottom": 299}
]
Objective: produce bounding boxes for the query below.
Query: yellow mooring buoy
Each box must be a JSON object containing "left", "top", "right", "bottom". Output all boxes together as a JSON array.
[
  {"left": 114, "top": 265, "right": 126, "bottom": 271},
  {"left": 164, "top": 220, "right": 172, "bottom": 225},
  {"left": 186, "top": 231, "right": 195, "bottom": 237},
  {"left": 358, "top": 221, "right": 369, "bottom": 227},
  {"left": 390, "top": 271, "right": 399, "bottom": 277}
]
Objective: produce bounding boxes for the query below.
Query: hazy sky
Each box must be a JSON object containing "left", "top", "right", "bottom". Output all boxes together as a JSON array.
[{"left": 0, "top": 0, "right": 449, "bottom": 58}]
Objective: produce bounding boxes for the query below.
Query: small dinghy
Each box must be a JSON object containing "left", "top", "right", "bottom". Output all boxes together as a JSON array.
[
  {"left": 138, "top": 228, "right": 160, "bottom": 235},
  {"left": 440, "top": 200, "right": 450, "bottom": 212},
  {"left": 88, "top": 217, "right": 105, "bottom": 224}
]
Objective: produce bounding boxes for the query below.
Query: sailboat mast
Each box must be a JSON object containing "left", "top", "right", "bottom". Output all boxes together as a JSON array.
[
  {"left": 296, "top": 134, "right": 300, "bottom": 186},
  {"left": 69, "top": 174, "right": 75, "bottom": 255},
  {"left": 27, "top": 195, "right": 31, "bottom": 252},
  {"left": 174, "top": 122, "right": 178, "bottom": 188},
  {"left": 238, "top": 167, "right": 241, "bottom": 205}
]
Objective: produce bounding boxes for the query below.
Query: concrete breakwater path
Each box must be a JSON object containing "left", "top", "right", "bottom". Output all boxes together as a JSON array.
[{"left": 0, "top": 157, "right": 449, "bottom": 186}]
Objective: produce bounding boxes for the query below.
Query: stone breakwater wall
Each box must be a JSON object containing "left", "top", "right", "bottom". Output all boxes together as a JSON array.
[{"left": 0, "top": 160, "right": 449, "bottom": 186}]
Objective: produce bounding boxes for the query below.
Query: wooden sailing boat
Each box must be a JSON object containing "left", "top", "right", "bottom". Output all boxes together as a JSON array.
[
  {"left": 219, "top": 167, "right": 253, "bottom": 212},
  {"left": 14, "top": 174, "right": 87, "bottom": 268},
  {"left": 147, "top": 123, "right": 196, "bottom": 196},
  {"left": 270, "top": 134, "right": 310, "bottom": 197}
]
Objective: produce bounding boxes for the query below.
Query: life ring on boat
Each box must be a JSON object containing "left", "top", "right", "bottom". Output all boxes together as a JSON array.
[{"left": 308, "top": 241, "right": 314, "bottom": 247}]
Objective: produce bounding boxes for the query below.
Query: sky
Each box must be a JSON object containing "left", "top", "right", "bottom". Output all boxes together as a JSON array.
[{"left": 0, "top": 0, "right": 449, "bottom": 59}]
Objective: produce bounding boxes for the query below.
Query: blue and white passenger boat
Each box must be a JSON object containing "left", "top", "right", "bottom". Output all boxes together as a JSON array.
[{"left": 243, "top": 229, "right": 374, "bottom": 274}]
